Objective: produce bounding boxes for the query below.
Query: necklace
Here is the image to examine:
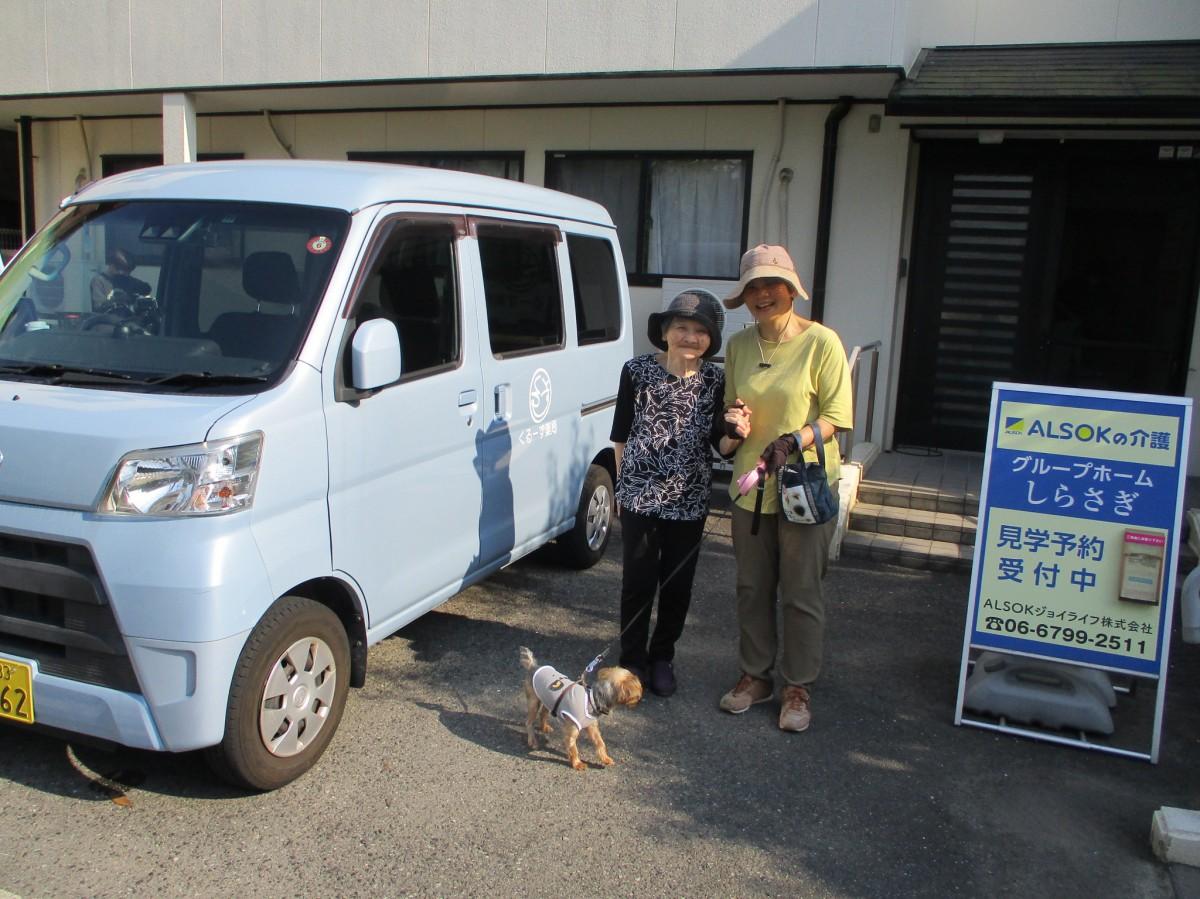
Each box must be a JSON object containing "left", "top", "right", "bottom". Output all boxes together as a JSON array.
[
  {"left": 756, "top": 313, "right": 793, "bottom": 369},
  {"left": 659, "top": 352, "right": 698, "bottom": 379}
]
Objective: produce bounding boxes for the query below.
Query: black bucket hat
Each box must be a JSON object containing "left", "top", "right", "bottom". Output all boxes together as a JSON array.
[{"left": 648, "top": 289, "right": 722, "bottom": 359}]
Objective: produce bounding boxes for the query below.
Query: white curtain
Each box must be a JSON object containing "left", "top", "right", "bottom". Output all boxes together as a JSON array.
[{"left": 647, "top": 159, "right": 744, "bottom": 278}]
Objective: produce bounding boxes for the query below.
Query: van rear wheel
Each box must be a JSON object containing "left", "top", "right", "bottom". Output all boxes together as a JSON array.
[
  {"left": 560, "top": 463, "right": 613, "bottom": 569},
  {"left": 206, "top": 596, "right": 350, "bottom": 791}
]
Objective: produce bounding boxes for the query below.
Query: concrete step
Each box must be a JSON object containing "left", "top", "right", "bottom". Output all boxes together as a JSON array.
[
  {"left": 849, "top": 501, "right": 977, "bottom": 546},
  {"left": 857, "top": 480, "right": 980, "bottom": 517},
  {"left": 841, "top": 528, "right": 974, "bottom": 572},
  {"left": 845, "top": 456, "right": 979, "bottom": 572}
]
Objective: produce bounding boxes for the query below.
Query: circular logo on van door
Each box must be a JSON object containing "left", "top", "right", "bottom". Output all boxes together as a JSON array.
[{"left": 529, "top": 368, "right": 552, "bottom": 423}]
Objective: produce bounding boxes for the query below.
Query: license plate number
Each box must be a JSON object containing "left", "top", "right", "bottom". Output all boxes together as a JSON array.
[{"left": 0, "top": 657, "right": 34, "bottom": 725}]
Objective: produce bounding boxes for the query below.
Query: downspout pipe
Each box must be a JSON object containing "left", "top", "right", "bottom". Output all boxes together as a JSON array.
[
  {"left": 18, "top": 116, "right": 35, "bottom": 241},
  {"left": 809, "top": 97, "right": 853, "bottom": 323},
  {"left": 759, "top": 98, "right": 787, "bottom": 241}
]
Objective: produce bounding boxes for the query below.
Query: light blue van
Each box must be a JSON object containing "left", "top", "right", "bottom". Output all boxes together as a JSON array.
[{"left": 0, "top": 161, "right": 630, "bottom": 789}]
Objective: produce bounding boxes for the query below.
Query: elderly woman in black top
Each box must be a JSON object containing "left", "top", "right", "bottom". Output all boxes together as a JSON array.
[{"left": 610, "top": 290, "right": 748, "bottom": 697}]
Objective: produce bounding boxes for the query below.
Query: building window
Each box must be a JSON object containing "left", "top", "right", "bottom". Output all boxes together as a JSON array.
[
  {"left": 100, "top": 153, "right": 243, "bottom": 178},
  {"left": 476, "top": 222, "right": 563, "bottom": 357},
  {"left": 545, "top": 152, "right": 751, "bottom": 285},
  {"left": 347, "top": 151, "right": 523, "bottom": 181}
]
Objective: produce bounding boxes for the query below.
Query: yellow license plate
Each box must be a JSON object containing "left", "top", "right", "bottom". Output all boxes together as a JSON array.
[{"left": 0, "top": 656, "right": 34, "bottom": 725}]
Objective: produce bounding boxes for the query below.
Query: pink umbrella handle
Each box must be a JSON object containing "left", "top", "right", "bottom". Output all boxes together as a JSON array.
[{"left": 737, "top": 463, "right": 766, "bottom": 496}]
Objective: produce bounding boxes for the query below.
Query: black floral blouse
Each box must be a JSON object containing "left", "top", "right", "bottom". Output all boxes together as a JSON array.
[{"left": 610, "top": 354, "right": 726, "bottom": 521}]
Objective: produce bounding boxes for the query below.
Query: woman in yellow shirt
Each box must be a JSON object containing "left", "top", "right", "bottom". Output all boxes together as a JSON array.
[{"left": 718, "top": 245, "right": 853, "bottom": 732}]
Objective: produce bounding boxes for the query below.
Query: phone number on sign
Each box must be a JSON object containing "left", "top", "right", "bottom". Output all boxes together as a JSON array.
[{"left": 981, "top": 616, "right": 1148, "bottom": 655}]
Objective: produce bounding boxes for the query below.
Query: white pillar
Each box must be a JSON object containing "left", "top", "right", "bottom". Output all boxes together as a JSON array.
[{"left": 162, "top": 93, "right": 197, "bottom": 164}]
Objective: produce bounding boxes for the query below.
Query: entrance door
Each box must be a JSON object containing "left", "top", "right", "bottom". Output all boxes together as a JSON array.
[{"left": 895, "top": 140, "right": 1200, "bottom": 450}]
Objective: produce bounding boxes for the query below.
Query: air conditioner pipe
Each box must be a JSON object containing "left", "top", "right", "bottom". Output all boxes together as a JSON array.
[
  {"left": 758, "top": 98, "right": 788, "bottom": 241},
  {"left": 809, "top": 97, "right": 853, "bottom": 323},
  {"left": 76, "top": 115, "right": 93, "bottom": 184},
  {"left": 18, "top": 116, "right": 35, "bottom": 241},
  {"left": 263, "top": 110, "right": 295, "bottom": 159}
]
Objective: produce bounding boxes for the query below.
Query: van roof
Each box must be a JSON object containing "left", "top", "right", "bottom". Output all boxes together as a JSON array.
[{"left": 69, "top": 159, "right": 616, "bottom": 227}]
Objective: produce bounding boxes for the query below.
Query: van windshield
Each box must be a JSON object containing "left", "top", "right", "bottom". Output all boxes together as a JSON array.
[{"left": 0, "top": 200, "right": 349, "bottom": 392}]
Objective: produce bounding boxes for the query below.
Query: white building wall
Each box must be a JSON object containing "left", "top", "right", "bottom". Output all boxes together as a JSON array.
[
  {"left": 820, "top": 107, "right": 911, "bottom": 444},
  {"left": 2, "top": 0, "right": 910, "bottom": 90},
  {"left": 132, "top": 0, "right": 224, "bottom": 86},
  {"left": 5, "top": 0, "right": 1198, "bottom": 93}
]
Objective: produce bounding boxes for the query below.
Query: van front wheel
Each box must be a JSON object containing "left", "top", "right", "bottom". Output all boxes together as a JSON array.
[
  {"left": 206, "top": 596, "right": 350, "bottom": 791},
  {"left": 560, "top": 464, "right": 614, "bottom": 569}
]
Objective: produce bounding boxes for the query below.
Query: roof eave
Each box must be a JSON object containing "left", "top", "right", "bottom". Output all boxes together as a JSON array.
[{"left": 886, "top": 97, "right": 1200, "bottom": 119}]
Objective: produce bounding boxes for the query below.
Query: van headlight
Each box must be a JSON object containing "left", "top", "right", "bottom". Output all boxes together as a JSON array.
[{"left": 102, "top": 432, "right": 263, "bottom": 516}]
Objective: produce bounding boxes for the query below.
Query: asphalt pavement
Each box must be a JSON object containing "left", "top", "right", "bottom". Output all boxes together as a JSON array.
[{"left": 3, "top": 485, "right": 1200, "bottom": 898}]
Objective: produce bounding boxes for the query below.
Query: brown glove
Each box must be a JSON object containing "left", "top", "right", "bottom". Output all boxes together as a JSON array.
[{"left": 758, "top": 432, "right": 799, "bottom": 476}]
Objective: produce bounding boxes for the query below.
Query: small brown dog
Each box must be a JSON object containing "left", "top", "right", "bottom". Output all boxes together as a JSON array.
[{"left": 520, "top": 646, "right": 642, "bottom": 771}]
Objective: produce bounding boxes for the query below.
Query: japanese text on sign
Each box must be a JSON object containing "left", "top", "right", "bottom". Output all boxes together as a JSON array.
[{"left": 967, "top": 388, "right": 1188, "bottom": 676}]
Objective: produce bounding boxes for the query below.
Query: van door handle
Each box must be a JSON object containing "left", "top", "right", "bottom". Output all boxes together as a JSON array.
[
  {"left": 494, "top": 383, "right": 511, "bottom": 420},
  {"left": 458, "top": 389, "right": 477, "bottom": 408}
]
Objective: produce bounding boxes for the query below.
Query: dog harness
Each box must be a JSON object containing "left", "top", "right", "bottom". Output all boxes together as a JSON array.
[{"left": 531, "top": 665, "right": 598, "bottom": 730}]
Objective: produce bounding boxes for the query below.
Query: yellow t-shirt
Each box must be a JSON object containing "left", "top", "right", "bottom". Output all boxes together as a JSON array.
[{"left": 724, "top": 321, "right": 854, "bottom": 513}]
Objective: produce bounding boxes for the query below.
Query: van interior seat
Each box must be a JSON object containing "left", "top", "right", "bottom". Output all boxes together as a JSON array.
[
  {"left": 209, "top": 251, "right": 303, "bottom": 360},
  {"left": 379, "top": 263, "right": 448, "bottom": 373}
]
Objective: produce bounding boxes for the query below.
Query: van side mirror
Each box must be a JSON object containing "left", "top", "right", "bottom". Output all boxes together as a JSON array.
[{"left": 351, "top": 318, "right": 402, "bottom": 391}]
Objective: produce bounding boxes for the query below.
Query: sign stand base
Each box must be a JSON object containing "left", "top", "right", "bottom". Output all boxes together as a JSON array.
[
  {"left": 958, "top": 713, "right": 1155, "bottom": 763},
  {"left": 955, "top": 648, "right": 1164, "bottom": 762}
]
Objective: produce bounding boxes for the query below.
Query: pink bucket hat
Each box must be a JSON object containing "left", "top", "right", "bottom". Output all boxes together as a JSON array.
[{"left": 722, "top": 244, "right": 809, "bottom": 310}]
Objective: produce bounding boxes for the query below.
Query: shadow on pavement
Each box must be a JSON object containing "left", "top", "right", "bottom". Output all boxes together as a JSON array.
[{"left": 383, "top": 515, "right": 1200, "bottom": 897}]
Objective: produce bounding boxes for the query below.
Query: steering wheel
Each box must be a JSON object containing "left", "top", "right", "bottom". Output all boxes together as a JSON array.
[
  {"left": 28, "top": 244, "right": 71, "bottom": 282},
  {"left": 96, "top": 289, "right": 137, "bottom": 318},
  {"left": 80, "top": 311, "right": 153, "bottom": 338}
]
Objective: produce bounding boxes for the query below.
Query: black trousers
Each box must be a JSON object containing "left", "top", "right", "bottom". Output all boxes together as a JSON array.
[{"left": 618, "top": 509, "right": 705, "bottom": 670}]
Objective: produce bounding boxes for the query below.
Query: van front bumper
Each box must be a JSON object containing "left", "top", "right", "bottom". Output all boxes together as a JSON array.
[
  {"left": 0, "top": 502, "right": 271, "bottom": 752},
  {"left": 5, "top": 631, "right": 249, "bottom": 751}
]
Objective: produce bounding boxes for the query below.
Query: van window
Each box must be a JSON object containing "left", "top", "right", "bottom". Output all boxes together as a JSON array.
[
  {"left": 0, "top": 200, "right": 348, "bottom": 391},
  {"left": 477, "top": 223, "right": 563, "bottom": 357},
  {"left": 352, "top": 221, "right": 460, "bottom": 376},
  {"left": 566, "top": 235, "right": 621, "bottom": 345}
]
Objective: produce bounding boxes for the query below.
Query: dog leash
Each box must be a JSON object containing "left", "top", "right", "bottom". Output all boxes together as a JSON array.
[{"left": 576, "top": 509, "right": 727, "bottom": 684}]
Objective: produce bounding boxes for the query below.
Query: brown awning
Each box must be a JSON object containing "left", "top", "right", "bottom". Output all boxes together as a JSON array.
[{"left": 887, "top": 41, "right": 1200, "bottom": 118}]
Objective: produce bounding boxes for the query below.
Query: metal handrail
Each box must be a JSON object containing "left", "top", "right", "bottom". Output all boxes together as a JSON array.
[{"left": 840, "top": 340, "right": 882, "bottom": 460}]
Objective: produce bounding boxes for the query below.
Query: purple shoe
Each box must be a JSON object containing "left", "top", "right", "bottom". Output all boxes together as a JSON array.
[{"left": 649, "top": 660, "right": 677, "bottom": 697}]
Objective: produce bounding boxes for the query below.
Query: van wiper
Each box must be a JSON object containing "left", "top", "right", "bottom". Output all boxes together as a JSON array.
[
  {"left": 0, "top": 362, "right": 136, "bottom": 383},
  {"left": 0, "top": 362, "right": 65, "bottom": 377},
  {"left": 140, "top": 371, "right": 271, "bottom": 388}
]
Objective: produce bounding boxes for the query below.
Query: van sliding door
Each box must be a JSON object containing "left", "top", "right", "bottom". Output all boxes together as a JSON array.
[{"left": 466, "top": 218, "right": 570, "bottom": 564}]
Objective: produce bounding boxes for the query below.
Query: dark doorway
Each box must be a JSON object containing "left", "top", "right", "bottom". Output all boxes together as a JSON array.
[
  {"left": 896, "top": 139, "right": 1200, "bottom": 450},
  {"left": 0, "top": 129, "right": 19, "bottom": 263}
]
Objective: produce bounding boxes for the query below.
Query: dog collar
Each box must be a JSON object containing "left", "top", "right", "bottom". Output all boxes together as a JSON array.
[{"left": 587, "top": 686, "right": 610, "bottom": 717}]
